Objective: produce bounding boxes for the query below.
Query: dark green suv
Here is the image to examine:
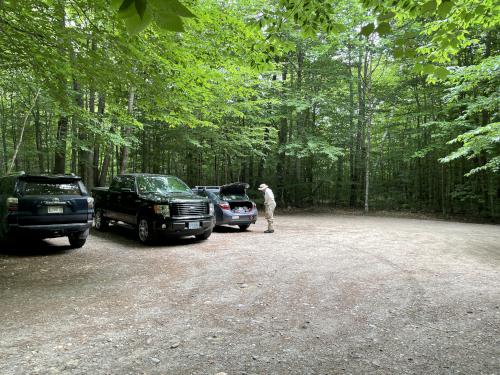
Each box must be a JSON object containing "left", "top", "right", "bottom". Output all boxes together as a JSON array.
[{"left": 0, "top": 173, "right": 94, "bottom": 248}]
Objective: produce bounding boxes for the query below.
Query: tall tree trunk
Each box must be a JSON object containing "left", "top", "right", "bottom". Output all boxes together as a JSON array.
[
  {"left": 33, "top": 104, "right": 44, "bottom": 172},
  {"left": 53, "top": 0, "right": 68, "bottom": 174},
  {"left": 0, "top": 94, "right": 7, "bottom": 173},
  {"left": 54, "top": 116, "right": 69, "bottom": 173},
  {"left": 8, "top": 89, "right": 41, "bottom": 173},
  {"left": 119, "top": 86, "right": 134, "bottom": 174},
  {"left": 276, "top": 67, "right": 287, "bottom": 205},
  {"left": 94, "top": 93, "right": 105, "bottom": 184}
]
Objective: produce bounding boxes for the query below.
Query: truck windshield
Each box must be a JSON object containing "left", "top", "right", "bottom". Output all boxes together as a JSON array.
[{"left": 136, "top": 176, "right": 192, "bottom": 194}]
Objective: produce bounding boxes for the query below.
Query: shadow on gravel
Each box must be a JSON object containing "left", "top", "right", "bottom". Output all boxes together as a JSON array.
[
  {"left": 213, "top": 225, "right": 254, "bottom": 233},
  {"left": 0, "top": 238, "right": 73, "bottom": 257},
  {"left": 90, "top": 224, "right": 208, "bottom": 248}
]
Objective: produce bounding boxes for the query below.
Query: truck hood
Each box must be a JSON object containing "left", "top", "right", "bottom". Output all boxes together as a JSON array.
[
  {"left": 220, "top": 182, "right": 249, "bottom": 195},
  {"left": 138, "top": 192, "right": 207, "bottom": 203}
]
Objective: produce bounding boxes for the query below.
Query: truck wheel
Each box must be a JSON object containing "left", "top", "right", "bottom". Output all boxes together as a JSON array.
[
  {"left": 68, "top": 233, "right": 87, "bottom": 249},
  {"left": 195, "top": 229, "right": 212, "bottom": 241},
  {"left": 94, "top": 209, "right": 109, "bottom": 231},
  {"left": 138, "top": 217, "right": 155, "bottom": 245},
  {"left": 238, "top": 224, "right": 250, "bottom": 231}
]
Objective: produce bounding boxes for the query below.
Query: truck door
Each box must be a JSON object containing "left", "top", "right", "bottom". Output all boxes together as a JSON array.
[
  {"left": 119, "top": 176, "right": 139, "bottom": 225},
  {"left": 107, "top": 176, "right": 122, "bottom": 221}
]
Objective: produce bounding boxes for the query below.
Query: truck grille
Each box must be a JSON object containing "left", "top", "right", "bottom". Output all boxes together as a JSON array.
[{"left": 171, "top": 201, "right": 208, "bottom": 217}]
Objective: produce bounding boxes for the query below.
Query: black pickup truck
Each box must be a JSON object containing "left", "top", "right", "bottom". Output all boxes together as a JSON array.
[
  {"left": 92, "top": 174, "right": 215, "bottom": 244},
  {"left": 0, "top": 173, "right": 94, "bottom": 248}
]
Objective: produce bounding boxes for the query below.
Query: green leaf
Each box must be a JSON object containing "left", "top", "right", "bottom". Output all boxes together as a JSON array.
[
  {"left": 422, "top": 63, "right": 435, "bottom": 74},
  {"left": 111, "top": 0, "right": 124, "bottom": 10},
  {"left": 118, "top": 0, "right": 134, "bottom": 16},
  {"left": 378, "top": 11, "right": 395, "bottom": 21},
  {"left": 360, "top": 23, "right": 375, "bottom": 37},
  {"left": 124, "top": 6, "right": 152, "bottom": 34},
  {"left": 421, "top": 0, "right": 437, "bottom": 14},
  {"left": 393, "top": 47, "right": 404, "bottom": 58},
  {"left": 434, "top": 66, "right": 450, "bottom": 79},
  {"left": 437, "top": 0, "right": 453, "bottom": 17},
  {"left": 150, "top": 0, "right": 196, "bottom": 18},
  {"left": 375, "top": 22, "right": 391, "bottom": 35},
  {"left": 156, "top": 13, "right": 184, "bottom": 32},
  {"left": 168, "top": 0, "right": 196, "bottom": 18},
  {"left": 135, "top": 0, "right": 147, "bottom": 20}
]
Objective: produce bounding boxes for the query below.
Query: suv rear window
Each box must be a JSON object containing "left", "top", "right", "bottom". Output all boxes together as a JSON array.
[{"left": 21, "top": 181, "right": 82, "bottom": 196}]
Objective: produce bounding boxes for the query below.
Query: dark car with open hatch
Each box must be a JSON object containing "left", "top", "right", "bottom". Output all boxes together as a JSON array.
[
  {"left": 92, "top": 174, "right": 215, "bottom": 244},
  {"left": 192, "top": 182, "right": 257, "bottom": 231},
  {"left": 0, "top": 173, "right": 94, "bottom": 248}
]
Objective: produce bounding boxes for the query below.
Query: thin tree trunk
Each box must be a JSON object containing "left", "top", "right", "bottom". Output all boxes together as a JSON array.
[
  {"left": 8, "top": 89, "right": 41, "bottom": 173},
  {"left": 119, "top": 86, "right": 134, "bottom": 174},
  {"left": 33, "top": 104, "right": 44, "bottom": 172}
]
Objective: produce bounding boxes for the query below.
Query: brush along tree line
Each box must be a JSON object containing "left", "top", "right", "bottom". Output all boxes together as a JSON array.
[{"left": 0, "top": 0, "right": 498, "bottom": 218}]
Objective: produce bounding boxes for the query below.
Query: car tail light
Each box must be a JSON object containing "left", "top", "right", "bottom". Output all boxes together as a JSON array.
[
  {"left": 87, "top": 197, "right": 94, "bottom": 209},
  {"left": 219, "top": 202, "right": 230, "bottom": 210},
  {"left": 6, "top": 197, "right": 18, "bottom": 212}
]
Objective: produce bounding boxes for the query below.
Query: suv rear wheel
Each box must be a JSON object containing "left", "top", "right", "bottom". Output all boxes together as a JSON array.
[{"left": 68, "top": 233, "right": 87, "bottom": 249}]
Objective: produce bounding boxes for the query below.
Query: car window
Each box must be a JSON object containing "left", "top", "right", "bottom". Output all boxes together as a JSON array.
[
  {"left": 20, "top": 181, "right": 81, "bottom": 196},
  {"left": 220, "top": 194, "right": 248, "bottom": 200},
  {"left": 136, "top": 176, "right": 192, "bottom": 194},
  {"left": 120, "top": 176, "right": 136, "bottom": 191},
  {"left": 110, "top": 177, "right": 121, "bottom": 191}
]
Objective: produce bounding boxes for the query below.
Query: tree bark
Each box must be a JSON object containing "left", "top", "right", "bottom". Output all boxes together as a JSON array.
[
  {"left": 8, "top": 89, "right": 41, "bottom": 173},
  {"left": 119, "top": 86, "right": 134, "bottom": 174}
]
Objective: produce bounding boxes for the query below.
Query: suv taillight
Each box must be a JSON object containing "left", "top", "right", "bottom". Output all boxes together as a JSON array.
[
  {"left": 219, "top": 202, "right": 230, "bottom": 210},
  {"left": 6, "top": 197, "right": 18, "bottom": 212},
  {"left": 87, "top": 197, "right": 94, "bottom": 209}
]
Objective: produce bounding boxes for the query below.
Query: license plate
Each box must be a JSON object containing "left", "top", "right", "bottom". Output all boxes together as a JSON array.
[
  {"left": 188, "top": 222, "right": 200, "bottom": 230},
  {"left": 232, "top": 216, "right": 240, "bottom": 220},
  {"left": 48, "top": 206, "right": 63, "bottom": 214}
]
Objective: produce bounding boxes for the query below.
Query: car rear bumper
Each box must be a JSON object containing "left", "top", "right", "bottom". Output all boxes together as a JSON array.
[
  {"left": 217, "top": 211, "right": 257, "bottom": 226},
  {"left": 153, "top": 217, "right": 215, "bottom": 237},
  {"left": 8, "top": 221, "right": 93, "bottom": 239}
]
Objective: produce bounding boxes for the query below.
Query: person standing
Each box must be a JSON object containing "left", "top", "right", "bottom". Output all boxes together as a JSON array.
[{"left": 258, "top": 183, "right": 276, "bottom": 233}]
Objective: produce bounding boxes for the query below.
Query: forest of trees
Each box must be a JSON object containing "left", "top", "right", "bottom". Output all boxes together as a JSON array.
[{"left": 0, "top": 0, "right": 498, "bottom": 219}]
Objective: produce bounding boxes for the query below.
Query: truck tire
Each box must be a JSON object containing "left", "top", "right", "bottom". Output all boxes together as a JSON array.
[
  {"left": 238, "top": 224, "right": 250, "bottom": 231},
  {"left": 94, "top": 209, "right": 109, "bottom": 231},
  {"left": 195, "top": 229, "right": 212, "bottom": 241},
  {"left": 138, "top": 217, "right": 155, "bottom": 245},
  {"left": 68, "top": 233, "right": 87, "bottom": 249}
]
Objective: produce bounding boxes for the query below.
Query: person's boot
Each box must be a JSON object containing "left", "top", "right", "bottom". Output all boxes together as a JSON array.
[{"left": 264, "top": 224, "right": 274, "bottom": 233}]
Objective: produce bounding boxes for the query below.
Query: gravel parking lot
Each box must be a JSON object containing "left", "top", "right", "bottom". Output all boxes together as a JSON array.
[{"left": 1, "top": 213, "right": 499, "bottom": 375}]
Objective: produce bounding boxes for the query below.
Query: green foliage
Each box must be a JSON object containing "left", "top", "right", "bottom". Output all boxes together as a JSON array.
[
  {"left": 441, "top": 123, "right": 500, "bottom": 175},
  {"left": 112, "top": 0, "right": 196, "bottom": 34}
]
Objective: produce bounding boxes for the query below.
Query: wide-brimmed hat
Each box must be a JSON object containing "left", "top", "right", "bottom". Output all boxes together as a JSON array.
[{"left": 258, "top": 183, "right": 268, "bottom": 191}]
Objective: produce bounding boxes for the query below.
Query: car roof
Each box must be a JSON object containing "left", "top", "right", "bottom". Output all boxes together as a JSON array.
[{"left": 18, "top": 174, "right": 82, "bottom": 181}]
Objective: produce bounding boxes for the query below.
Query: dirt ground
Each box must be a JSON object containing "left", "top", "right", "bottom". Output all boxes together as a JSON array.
[{"left": 1, "top": 213, "right": 499, "bottom": 375}]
